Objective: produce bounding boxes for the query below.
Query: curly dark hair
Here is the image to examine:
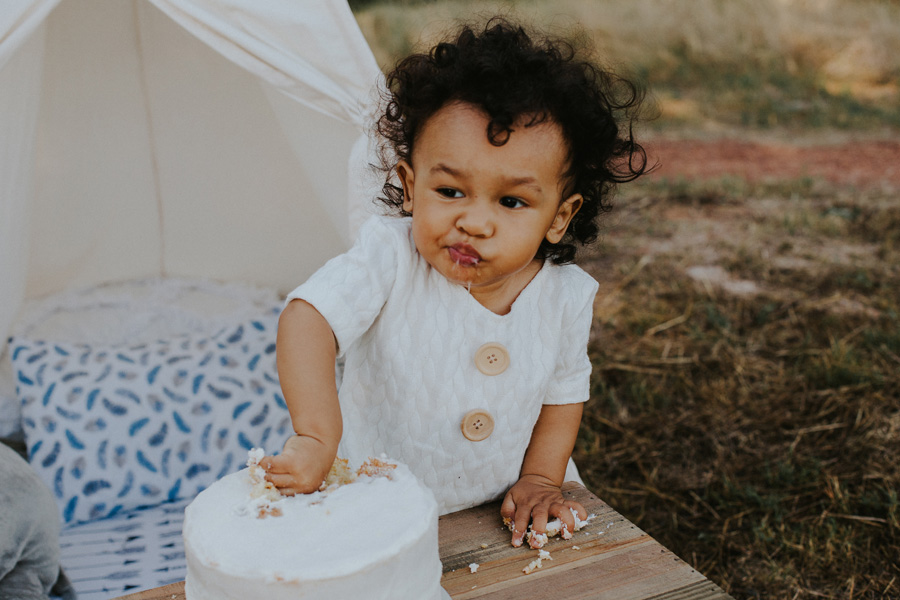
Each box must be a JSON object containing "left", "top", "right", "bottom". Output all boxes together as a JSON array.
[{"left": 376, "top": 17, "right": 650, "bottom": 264}]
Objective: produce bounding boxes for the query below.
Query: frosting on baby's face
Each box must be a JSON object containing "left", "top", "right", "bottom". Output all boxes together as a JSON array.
[{"left": 396, "top": 101, "right": 581, "bottom": 314}]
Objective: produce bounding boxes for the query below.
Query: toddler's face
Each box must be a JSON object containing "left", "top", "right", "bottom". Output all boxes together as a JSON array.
[{"left": 397, "top": 101, "right": 581, "bottom": 309}]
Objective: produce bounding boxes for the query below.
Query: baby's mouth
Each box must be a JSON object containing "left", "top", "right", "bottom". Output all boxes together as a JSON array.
[{"left": 448, "top": 244, "right": 481, "bottom": 267}]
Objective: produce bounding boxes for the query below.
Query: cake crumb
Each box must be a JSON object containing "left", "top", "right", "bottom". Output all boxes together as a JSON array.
[
  {"left": 480, "top": 543, "right": 488, "bottom": 549},
  {"left": 247, "top": 447, "right": 265, "bottom": 466},
  {"left": 469, "top": 563, "right": 479, "bottom": 573},
  {"left": 520, "top": 509, "right": 595, "bottom": 548},
  {"left": 319, "top": 457, "right": 357, "bottom": 491},
  {"left": 523, "top": 549, "right": 552, "bottom": 574},
  {"left": 256, "top": 505, "right": 283, "bottom": 519},
  {"left": 526, "top": 531, "right": 549, "bottom": 549},
  {"left": 246, "top": 448, "right": 283, "bottom": 518},
  {"left": 357, "top": 457, "right": 397, "bottom": 479}
]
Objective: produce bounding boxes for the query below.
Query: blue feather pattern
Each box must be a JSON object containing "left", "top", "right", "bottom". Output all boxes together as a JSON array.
[{"left": 10, "top": 312, "right": 285, "bottom": 525}]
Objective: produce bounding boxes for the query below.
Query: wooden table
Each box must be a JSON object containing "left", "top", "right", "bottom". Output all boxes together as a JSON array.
[{"left": 115, "top": 483, "right": 733, "bottom": 600}]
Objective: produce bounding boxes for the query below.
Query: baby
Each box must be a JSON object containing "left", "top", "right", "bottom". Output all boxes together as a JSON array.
[{"left": 264, "top": 18, "right": 648, "bottom": 546}]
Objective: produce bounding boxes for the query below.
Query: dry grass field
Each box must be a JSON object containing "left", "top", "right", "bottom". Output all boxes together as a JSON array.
[
  {"left": 353, "top": 0, "right": 900, "bottom": 131},
  {"left": 352, "top": 2, "right": 900, "bottom": 597},
  {"left": 576, "top": 175, "right": 899, "bottom": 599}
]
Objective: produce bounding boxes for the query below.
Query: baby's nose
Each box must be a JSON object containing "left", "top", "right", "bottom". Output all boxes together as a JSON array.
[{"left": 456, "top": 204, "right": 494, "bottom": 237}]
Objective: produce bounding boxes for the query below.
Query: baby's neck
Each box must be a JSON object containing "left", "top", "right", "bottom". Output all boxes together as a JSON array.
[{"left": 464, "top": 260, "right": 543, "bottom": 316}]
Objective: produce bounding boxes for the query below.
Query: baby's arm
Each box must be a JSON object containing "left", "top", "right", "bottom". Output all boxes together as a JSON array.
[
  {"left": 262, "top": 299, "right": 342, "bottom": 495},
  {"left": 500, "top": 402, "right": 587, "bottom": 547}
]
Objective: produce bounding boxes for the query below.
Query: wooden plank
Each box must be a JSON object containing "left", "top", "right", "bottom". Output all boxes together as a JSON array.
[
  {"left": 438, "top": 483, "right": 731, "bottom": 600},
  {"left": 439, "top": 483, "right": 634, "bottom": 573},
  {"left": 112, "top": 484, "right": 733, "bottom": 600},
  {"left": 113, "top": 581, "right": 183, "bottom": 600}
]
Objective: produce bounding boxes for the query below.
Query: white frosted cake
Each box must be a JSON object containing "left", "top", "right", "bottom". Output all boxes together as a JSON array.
[{"left": 183, "top": 452, "right": 444, "bottom": 600}]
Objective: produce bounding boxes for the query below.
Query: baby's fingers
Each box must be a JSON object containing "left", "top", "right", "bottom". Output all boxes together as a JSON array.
[
  {"left": 265, "top": 472, "right": 298, "bottom": 489},
  {"left": 500, "top": 493, "right": 515, "bottom": 523},
  {"left": 549, "top": 500, "right": 588, "bottom": 538},
  {"left": 262, "top": 454, "right": 324, "bottom": 494},
  {"left": 262, "top": 453, "right": 292, "bottom": 473},
  {"left": 529, "top": 503, "right": 549, "bottom": 538},
  {"left": 549, "top": 501, "right": 576, "bottom": 536},
  {"left": 500, "top": 494, "right": 526, "bottom": 547},
  {"left": 566, "top": 499, "right": 588, "bottom": 522}
]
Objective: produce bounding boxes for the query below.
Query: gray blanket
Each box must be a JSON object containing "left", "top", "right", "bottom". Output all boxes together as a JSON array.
[{"left": 0, "top": 439, "right": 75, "bottom": 600}]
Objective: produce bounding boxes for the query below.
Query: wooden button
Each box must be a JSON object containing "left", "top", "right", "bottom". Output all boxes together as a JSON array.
[
  {"left": 474, "top": 342, "right": 509, "bottom": 376},
  {"left": 460, "top": 409, "right": 494, "bottom": 442}
]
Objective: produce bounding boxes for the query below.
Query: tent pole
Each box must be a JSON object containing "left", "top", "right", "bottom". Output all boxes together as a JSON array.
[{"left": 133, "top": 0, "right": 167, "bottom": 277}]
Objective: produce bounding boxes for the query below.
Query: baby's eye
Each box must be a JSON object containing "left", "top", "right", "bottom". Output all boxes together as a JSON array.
[
  {"left": 437, "top": 187, "right": 463, "bottom": 199},
  {"left": 499, "top": 196, "right": 527, "bottom": 209}
]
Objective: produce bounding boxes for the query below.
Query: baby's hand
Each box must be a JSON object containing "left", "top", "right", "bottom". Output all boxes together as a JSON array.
[
  {"left": 262, "top": 434, "right": 336, "bottom": 496},
  {"left": 500, "top": 474, "right": 587, "bottom": 548}
]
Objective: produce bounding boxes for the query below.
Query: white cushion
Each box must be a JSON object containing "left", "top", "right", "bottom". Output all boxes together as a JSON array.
[{"left": 11, "top": 311, "right": 289, "bottom": 525}]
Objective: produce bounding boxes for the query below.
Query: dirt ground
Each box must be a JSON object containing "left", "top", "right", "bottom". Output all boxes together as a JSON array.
[
  {"left": 582, "top": 131, "right": 898, "bottom": 326},
  {"left": 644, "top": 136, "right": 900, "bottom": 189}
]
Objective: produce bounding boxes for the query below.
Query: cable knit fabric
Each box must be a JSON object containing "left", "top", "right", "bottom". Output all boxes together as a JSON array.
[{"left": 286, "top": 216, "right": 598, "bottom": 514}]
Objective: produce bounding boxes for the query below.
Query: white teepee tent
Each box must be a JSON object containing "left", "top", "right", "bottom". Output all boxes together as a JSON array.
[
  {"left": 0, "top": 6, "right": 388, "bottom": 594},
  {"left": 0, "top": 0, "right": 384, "bottom": 352}
]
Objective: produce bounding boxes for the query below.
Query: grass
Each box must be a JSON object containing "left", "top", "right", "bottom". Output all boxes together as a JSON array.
[
  {"left": 352, "top": 0, "right": 900, "bottom": 132},
  {"left": 574, "top": 178, "right": 900, "bottom": 598}
]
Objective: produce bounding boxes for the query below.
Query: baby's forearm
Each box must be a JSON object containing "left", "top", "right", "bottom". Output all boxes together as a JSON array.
[
  {"left": 520, "top": 403, "right": 583, "bottom": 487},
  {"left": 276, "top": 299, "right": 342, "bottom": 454}
]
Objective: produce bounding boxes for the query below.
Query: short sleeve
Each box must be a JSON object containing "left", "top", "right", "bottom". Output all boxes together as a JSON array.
[
  {"left": 284, "top": 216, "right": 409, "bottom": 358},
  {"left": 543, "top": 271, "right": 599, "bottom": 405}
]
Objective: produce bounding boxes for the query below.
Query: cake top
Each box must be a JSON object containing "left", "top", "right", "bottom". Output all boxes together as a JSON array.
[
  {"left": 184, "top": 450, "right": 438, "bottom": 581},
  {"left": 244, "top": 449, "right": 400, "bottom": 518}
]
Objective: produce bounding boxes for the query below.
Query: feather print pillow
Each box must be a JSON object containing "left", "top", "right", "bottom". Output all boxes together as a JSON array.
[{"left": 10, "top": 313, "right": 290, "bottom": 525}]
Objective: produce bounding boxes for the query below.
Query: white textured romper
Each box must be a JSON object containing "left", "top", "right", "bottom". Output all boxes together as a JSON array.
[{"left": 285, "top": 215, "right": 599, "bottom": 514}]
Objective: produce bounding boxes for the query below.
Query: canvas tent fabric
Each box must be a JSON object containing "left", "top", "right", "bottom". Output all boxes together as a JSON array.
[{"left": 0, "top": 0, "right": 384, "bottom": 359}]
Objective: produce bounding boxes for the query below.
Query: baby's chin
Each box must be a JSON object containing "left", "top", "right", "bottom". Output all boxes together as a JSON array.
[
  {"left": 433, "top": 255, "right": 536, "bottom": 291},
  {"left": 438, "top": 259, "right": 484, "bottom": 286},
  {"left": 423, "top": 253, "right": 477, "bottom": 283}
]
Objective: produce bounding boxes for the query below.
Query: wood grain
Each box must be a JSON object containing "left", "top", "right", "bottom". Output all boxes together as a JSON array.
[
  {"left": 112, "top": 483, "right": 733, "bottom": 600},
  {"left": 438, "top": 483, "right": 731, "bottom": 600},
  {"left": 115, "top": 581, "right": 183, "bottom": 600}
]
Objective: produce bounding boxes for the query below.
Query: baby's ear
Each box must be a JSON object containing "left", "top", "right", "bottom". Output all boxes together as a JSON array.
[
  {"left": 396, "top": 160, "right": 415, "bottom": 213},
  {"left": 545, "top": 193, "right": 583, "bottom": 244}
]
